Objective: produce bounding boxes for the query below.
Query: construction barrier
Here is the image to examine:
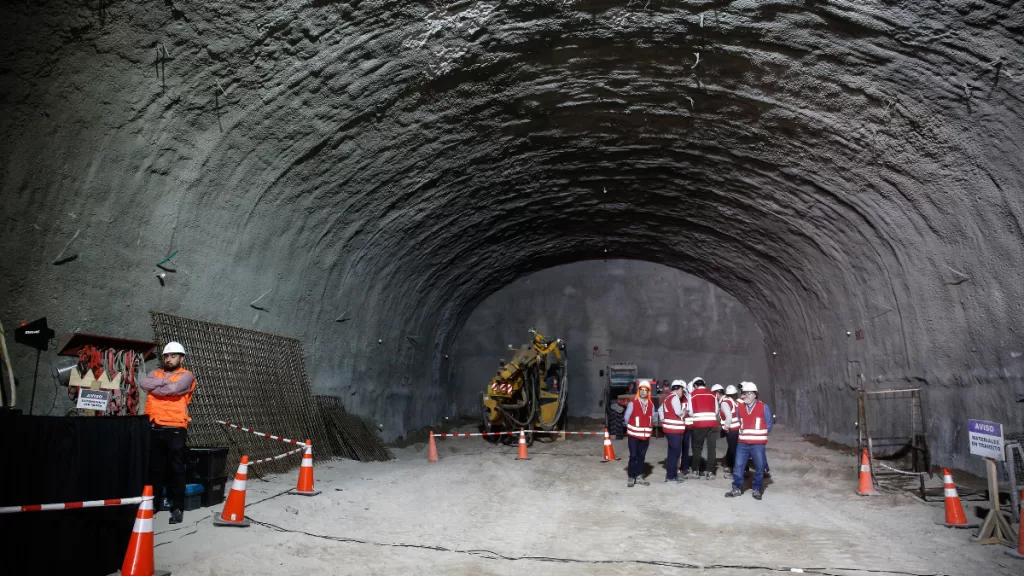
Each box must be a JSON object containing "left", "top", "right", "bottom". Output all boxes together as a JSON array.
[
  {"left": 0, "top": 496, "right": 145, "bottom": 514},
  {"left": 217, "top": 420, "right": 310, "bottom": 447},
  {"left": 431, "top": 429, "right": 606, "bottom": 438},
  {"left": 428, "top": 428, "right": 617, "bottom": 463},
  {"left": 248, "top": 445, "right": 306, "bottom": 466}
]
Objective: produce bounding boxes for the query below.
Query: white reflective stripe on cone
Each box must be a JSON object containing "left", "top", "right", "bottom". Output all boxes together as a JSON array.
[
  {"left": 232, "top": 479, "right": 247, "bottom": 491},
  {"left": 604, "top": 439, "right": 612, "bottom": 445},
  {"left": 943, "top": 475, "right": 953, "bottom": 483},
  {"left": 237, "top": 463, "right": 249, "bottom": 474},
  {"left": 301, "top": 457, "right": 313, "bottom": 467},
  {"left": 944, "top": 488, "right": 959, "bottom": 498},
  {"left": 139, "top": 496, "right": 154, "bottom": 510},
  {"left": 860, "top": 464, "right": 870, "bottom": 472},
  {"left": 132, "top": 517, "right": 153, "bottom": 533}
]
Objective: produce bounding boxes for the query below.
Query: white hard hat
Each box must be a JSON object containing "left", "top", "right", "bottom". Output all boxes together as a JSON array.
[
  {"left": 162, "top": 342, "right": 187, "bottom": 355},
  {"left": 691, "top": 377, "right": 706, "bottom": 387},
  {"left": 740, "top": 381, "right": 758, "bottom": 393},
  {"left": 670, "top": 379, "right": 685, "bottom": 390},
  {"left": 711, "top": 384, "right": 724, "bottom": 393},
  {"left": 725, "top": 385, "right": 738, "bottom": 395},
  {"left": 637, "top": 379, "right": 652, "bottom": 389}
]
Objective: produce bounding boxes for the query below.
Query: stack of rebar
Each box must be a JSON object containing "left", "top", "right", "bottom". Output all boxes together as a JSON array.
[
  {"left": 316, "top": 395, "right": 393, "bottom": 462},
  {"left": 150, "top": 312, "right": 336, "bottom": 474}
]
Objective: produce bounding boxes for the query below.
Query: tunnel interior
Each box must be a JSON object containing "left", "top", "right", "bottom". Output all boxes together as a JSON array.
[
  {"left": 450, "top": 259, "right": 770, "bottom": 421},
  {"left": 2, "top": 0, "right": 1023, "bottom": 475}
]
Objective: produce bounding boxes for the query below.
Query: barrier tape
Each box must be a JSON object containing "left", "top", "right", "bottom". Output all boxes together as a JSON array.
[
  {"left": 434, "top": 430, "right": 606, "bottom": 437},
  {"left": 875, "top": 461, "right": 924, "bottom": 477},
  {"left": 0, "top": 496, "right": 144, "bottom": 514},
  {"left": 248, "top": 445, "right": 306, "bottom": 467},
  {"left": 217, "top": 420, "right": 308, "bottom": 447}
]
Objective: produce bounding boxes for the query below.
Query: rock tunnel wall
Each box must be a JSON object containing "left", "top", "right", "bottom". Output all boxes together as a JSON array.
[
  {"left": 451, "top": 259, "right": 769, "bottom": 420},
  {"left": 1, "top": 0, "right": 1023, "bottom": 473}
]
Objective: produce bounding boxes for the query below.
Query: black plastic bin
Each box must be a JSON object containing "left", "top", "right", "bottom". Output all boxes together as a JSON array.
[
  {"left": 201, "top": 475, "right": 228, "bottom": 507},
  {"left": 186, "top": 447, "right": 229, "bottom": 481}
]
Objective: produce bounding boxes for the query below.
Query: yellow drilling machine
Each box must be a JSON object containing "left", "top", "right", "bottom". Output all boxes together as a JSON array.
[{"left": 481, "top": 329, "right": 568, "bottom": 443}]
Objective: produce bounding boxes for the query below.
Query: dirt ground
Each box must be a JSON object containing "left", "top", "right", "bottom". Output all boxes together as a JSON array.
[{"left": 151, "top": 426, "right": 1021, "bottom": 575}]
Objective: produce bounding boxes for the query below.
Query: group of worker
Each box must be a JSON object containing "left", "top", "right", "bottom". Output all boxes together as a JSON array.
[{"left": 622, "top": 377, "right": 773, "bottom": 500}]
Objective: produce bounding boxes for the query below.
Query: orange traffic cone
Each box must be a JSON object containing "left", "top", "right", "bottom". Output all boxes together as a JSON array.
[
  {"left": 1006, "top": 491, "right": 1023, "bottom": 559},
  {"left": 601, "top": 428, "right": 619, "bottom": 462},
  {"left": 214, "top": 456, "right": 251, "bottom": 527},
  {"left": 940, "top": 468, "right": 978, "bottom": 528},
  {"left": 516, "top": 428, "right": 530, "bottom": 460},
  {"left": 856, "top": 449, "right": 875, "bottom": 496},
  {"left": 291, "top": 440, "right": 321, "bottom": 496},
  {"left": 428, "top": 431, "right": 439, "bottom": 462},
  {"left": 120, "top": 485, "right": 156, "bottom": 576}
]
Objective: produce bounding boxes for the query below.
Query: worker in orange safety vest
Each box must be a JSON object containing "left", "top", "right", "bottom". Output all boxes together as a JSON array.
[
  {"left": 623, "top": 380, "right": 654, "bottom": 487},
  {"left": 140, "top": 341, "right": 197, "bottom": 524}
]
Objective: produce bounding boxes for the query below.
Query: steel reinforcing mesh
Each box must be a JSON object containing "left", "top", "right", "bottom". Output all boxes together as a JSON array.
[{"left": 150, "top": 312, "right": 335, "bottom": 474}]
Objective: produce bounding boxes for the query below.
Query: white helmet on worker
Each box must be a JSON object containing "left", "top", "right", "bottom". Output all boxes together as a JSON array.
[
  {"left": 740, "top": 381, "right": 758, "bottom": 393},
  {"left": 670, "top": 379, "right": 685, "bottom": 390},
  {"left": 690, "top": 377, "right": 706, "bottom": 388},
  {"left": 710, "top": 384, "right": 724, "bottom": 393},
  {"left": 637, "top": 379, "right": 652, "bottom": 389},
  {"left": 162, "top": 342, "right": 187, "bottom": 355},
  {"left": 725, "top": 384, "right": 738, "bottom": 395}
]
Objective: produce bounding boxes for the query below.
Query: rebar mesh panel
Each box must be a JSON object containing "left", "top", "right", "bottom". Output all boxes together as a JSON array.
[
  {"left": 316, "top": 395, "right": 393, "bottom": 462},
  {"left": 150, "top": 312, "right": 334, "bottom": 474}
]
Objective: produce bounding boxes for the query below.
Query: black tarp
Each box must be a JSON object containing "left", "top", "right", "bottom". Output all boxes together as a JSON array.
[{"left": 0, "top": 414, "right": 150, "bottom": 576}]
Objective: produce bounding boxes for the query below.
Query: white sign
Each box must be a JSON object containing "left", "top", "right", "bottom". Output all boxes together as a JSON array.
[
  {"left": 968, "top": 419, "right": 1004, "bottom": 461},
  {"left": 77, "top": 389, "right": 110, "bottom": 411}
]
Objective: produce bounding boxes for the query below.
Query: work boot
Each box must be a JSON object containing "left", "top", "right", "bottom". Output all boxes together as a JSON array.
[
  {"left": 636, "top": 477, "right": 650, "bottom": 486},
  {"left": 764, "top": 469, "right": 772, "bottom": 479},
  {"left": 724, "top": 487, "right": 742, "bottom": 498},
  {"left": 169, "top": 509, "right": 183, "bottom": 524},
  {"left": 705, "top": 471, "right": 715, "bottom": 480},
  {"left": 627, "top": 477, "right": 635, "bottom": 488},
  {"left": 665, "top": 477, "right": 683, "bottom": 484},
  {"left": 723, "top": 467, "right": 732, "bottom": 474},
  {"left": 752, "top": 490, "right": 763, "bottom": 500}
]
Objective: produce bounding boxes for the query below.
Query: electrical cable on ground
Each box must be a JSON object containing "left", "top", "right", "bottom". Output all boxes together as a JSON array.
[
  {"left": 153, "top": 487, "right": 292, "bottom": 546},
  {"left": 242, "top": 516, "right": 958, "bottom": 576}
]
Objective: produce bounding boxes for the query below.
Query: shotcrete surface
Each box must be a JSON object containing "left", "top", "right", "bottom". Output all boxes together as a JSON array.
[
  {"left": 151, "top": 428, "right": 1019, "bottom": 575},
  {"left": 2, "top": 0, "right": 1023, "bottom": 472}
]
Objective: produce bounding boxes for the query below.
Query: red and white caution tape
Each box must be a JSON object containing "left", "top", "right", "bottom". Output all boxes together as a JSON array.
[
  {"left": 217, "top": 420, "right": 308, "bottom": 447},
  {"left": 248, "top": 445, "right": 306, "bottom": 467},
  {"left": 433, "top": 431, "right": 521, "bottom": 438},
  {"left": 0, "top": 496, "right": 144, "bottom": 514},
  {"left": 434, "top": 430, "right": 606, "bottom": 437}
]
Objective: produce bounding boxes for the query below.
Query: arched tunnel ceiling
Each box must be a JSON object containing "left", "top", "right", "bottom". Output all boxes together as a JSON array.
[{"left": 1, "top": 0, "right": 1023, "bottom": 469}]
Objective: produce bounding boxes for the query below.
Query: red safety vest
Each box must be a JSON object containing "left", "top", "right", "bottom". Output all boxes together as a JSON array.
[
  {"left": 144, "top": 368, "right": 196, "bottom": 428},
  {"left": 689, "top": 388, "right": 719, "bottom": 429},
  {"left": 737, "top": 401, "right": 768, "bottom": 444},
  {"left": 626, "top": 398, "right": 653, "bottom": 440},
  {"left": 721, "top": 397, "right": 741, "bottom": 430},
  {"left": 661, "top": 395, "right": 686, "bottom": 434}
]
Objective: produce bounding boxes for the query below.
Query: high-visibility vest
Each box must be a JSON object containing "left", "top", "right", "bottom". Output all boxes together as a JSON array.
[
  {"left": 144, "top": 368, "right": 196, "bottom": 428},
  {"left": 721, "top": 397, "right": 741, "bottom": 430},
  {"left": 737, "top": 401, "right": 768, "bottom": 444},
  {"left": 661, "top": 395, "right": 686, "bottom": 434},
  {"left": 626, "top": 398, "right": 653, "bottom": 440},
  {"left": 689, "top": 388, "right": 719, "bottom": 429}
]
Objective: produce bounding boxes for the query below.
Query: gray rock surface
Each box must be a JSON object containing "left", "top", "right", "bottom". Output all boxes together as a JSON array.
[
  {"left": 451, "top": 259, "right": 769, "bottom": 419},
  {"left": 2, "top": 0, "right": 1022, "bottom": 473}
]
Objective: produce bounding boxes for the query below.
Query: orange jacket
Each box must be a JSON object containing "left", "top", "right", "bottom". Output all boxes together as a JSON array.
[{"left": 143, "top": 368, "right": 196, "bottom": 428}]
